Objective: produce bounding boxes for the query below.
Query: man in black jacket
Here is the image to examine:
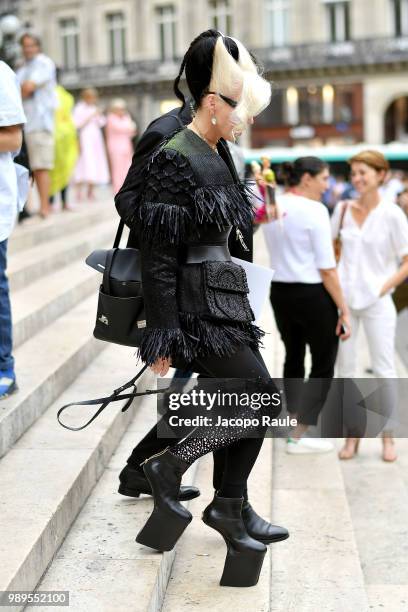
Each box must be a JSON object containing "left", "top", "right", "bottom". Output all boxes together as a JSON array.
[{"left": 114, "top": 104, "right": 288, "bottom": 544}]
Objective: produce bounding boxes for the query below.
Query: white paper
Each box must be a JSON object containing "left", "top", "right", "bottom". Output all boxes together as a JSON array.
[{"left": 232, "top": 257, "right": 274, "bottom": 323}]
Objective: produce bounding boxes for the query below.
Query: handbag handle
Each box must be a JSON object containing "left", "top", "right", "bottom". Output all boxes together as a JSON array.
[
  {"left": 102, "top": 248, "right": 117, "bottom": 294},
  {"left": 57, "top": 364, "right": 170, "bottom": 431},
  {"left": 114, "top": 217, "right": 139, "bottom": 249}
]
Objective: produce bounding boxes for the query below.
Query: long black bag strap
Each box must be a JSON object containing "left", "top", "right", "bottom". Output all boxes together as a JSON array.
[
  {"left": 57, "top": 365, "right": 169, "bottom": 431},
  {"left": 113, "top": 219, "right": 125, "bottom": 248}
]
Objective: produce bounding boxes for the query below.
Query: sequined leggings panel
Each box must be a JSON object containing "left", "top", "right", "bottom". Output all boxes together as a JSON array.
[{"left": 169, "top": 348, "right": 277, "bottom": 493}]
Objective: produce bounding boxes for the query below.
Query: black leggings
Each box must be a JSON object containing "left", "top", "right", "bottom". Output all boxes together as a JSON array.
[{"left": 168, "top": 347, "right": 272, "bottom": 498}]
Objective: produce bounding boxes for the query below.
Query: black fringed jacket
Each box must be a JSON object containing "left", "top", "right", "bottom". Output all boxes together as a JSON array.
[{"left": 127, "top": 127, "right": 263, "bottom": 367}]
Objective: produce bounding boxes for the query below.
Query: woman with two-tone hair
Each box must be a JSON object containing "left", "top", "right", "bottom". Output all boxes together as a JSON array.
[{"left": 123, "top": 30, "right": 288, "bottom": 587}]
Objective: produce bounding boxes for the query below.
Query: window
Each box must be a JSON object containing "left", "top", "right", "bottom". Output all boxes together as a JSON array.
[
  {"left": 286, "top": 86, "right": 299, "bottom": 125},
  {"left": 209, "top": 0, "right": 232, "bottom": 35},
  {"left": 392, "top": 0, "right": 408, "bottom": 37},
  {"left": 298, "top": 85, "right": 323, "bottom": 124},
  {"left": 256, "top": 89, "right": 285, "bottom": 126},
  {"left": 325, "top": 1, "right": 350, "bottom": 42},
  {"left": 322, "top": 84, "right": 334, "bottom": 123},
  {"left": 106, "top": 12, "right": 126, "bottom": 66},
  {"left": 265, "top": 0, "right": 290, "bottom": 47},
  {"left": 156, "top": 5, "right": 177, "bottom": 61},
  {"left": 333, "top": 84, "right": 356, "bottom": 123},
  {"left": 281, "top": 83, "right": 358, "bottom": 128},
  {"left": 59, "top": 18, "right": 79, "bottom": 70}
]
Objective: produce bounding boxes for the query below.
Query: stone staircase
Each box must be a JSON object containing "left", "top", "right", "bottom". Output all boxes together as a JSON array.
[
  {"left": 2, "top": 208, "right": 408, "bottom": 611},
  {"left": 0, "top": 198, "right": 153, "bottom": 611}
]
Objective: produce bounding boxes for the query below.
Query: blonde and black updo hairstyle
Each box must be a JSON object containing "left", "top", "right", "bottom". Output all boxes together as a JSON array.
[{"left": 173, "top": 29, "right": 271, "bottom": 132}]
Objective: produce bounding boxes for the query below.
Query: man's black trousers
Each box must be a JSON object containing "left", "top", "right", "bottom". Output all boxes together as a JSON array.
[{"left": 270, "top": 281, "right": 339, "bottom": 427}]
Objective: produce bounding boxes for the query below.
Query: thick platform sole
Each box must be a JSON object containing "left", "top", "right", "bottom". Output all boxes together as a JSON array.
[
  {"left": 118, "top": 484, "right": 142, "bottom": 498},
  {"left": 220, "top": 546, "right": 266, "bottom": 587},
  {"left": 202, "top": 516, "right": 267, "bottom": 587},
  {"left": 118, "top": 483, "right": 200, "bottom": 501},
  {"left": 136, "top": 507, "right": 192, "bottom": 551}
]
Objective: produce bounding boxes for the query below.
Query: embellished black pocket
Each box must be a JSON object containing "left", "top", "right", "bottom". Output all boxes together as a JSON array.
[{"left": 203, "top": 261, "right": 254, "bottom": 322}]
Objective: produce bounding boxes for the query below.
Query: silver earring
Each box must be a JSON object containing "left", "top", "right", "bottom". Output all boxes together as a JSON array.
[{"left": 211, "top": 116, "right": 217, "bottom": 125}]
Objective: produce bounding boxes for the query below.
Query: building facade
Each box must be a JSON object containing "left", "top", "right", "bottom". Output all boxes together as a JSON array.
[{"left": 13, "top": 0, "right": 408, "bottom": 147}]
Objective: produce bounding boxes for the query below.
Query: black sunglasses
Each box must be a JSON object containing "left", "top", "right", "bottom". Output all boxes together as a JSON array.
[{"left": 206, "top": 91, "right": 239, "bottom": 108}]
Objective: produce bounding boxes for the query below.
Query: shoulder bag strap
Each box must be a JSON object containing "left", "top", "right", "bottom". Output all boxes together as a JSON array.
[
  {"left": 113, "top": 219, "right": 125, "bottom": 248},
  {"left": 336, "top": 200, "right": 349, "bottom": 240},
  {"left": 56, "top": 365, "right": 170, "bottom": 431}
]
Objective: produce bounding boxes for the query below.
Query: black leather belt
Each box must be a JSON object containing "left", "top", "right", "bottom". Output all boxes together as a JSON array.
[{"left": 185, "top": 244, "right": 231, "bottom": 264}]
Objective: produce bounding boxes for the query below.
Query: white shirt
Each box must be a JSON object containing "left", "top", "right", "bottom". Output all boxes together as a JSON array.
[
  {"left": 263, "top": 193, "right": 336, "bottom": 283},
  {"left": 16, "top": 53, "right": 57, "bottom": 133},
  {"left": 0, "top": 61, "right": 28, "bottom": 242},
  {"left": 331, "top": 199, "right": 408, "bottom": 309}
]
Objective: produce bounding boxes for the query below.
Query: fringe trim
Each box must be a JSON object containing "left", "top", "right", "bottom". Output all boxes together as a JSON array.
[
  {"left": 129, "top": 126, "right": 256, "bottom": 245},
  {"left": 133, "top": 182, "right": 255, "bottom": 246},
  {"left": 136, "top": 201, "right": 193, "bottom": 245},
  {"left": 137, "top": 316, "right": 265, "bottom": 365},
  {"left": 194, "top": 182, "right": 255, "bottom": 232},
  {"left": 137, "top": 327, "right": 195, "bottom": 366},
  {"left": 179, "top": 312, "right": 265, "bottom": 358}
]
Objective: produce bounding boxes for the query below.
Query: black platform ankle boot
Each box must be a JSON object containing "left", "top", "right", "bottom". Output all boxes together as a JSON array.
[
  {"left": 118, "top": 464, "right": 200, "bottom": 501},
  {"left": 202, "top": 495, "right": 267, "bottom": 587},
  {"left": 135, "top": 449, "right": 193, "bottom": 552},
  {"left": 242, "top": 501, "right": 289, "bottom": 544}
]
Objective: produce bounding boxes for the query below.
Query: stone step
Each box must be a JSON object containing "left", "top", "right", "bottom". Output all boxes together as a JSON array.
[
  {"left": 0, "top": 344, "right": 156, "bottom": 612},
  {"left": 254, "top": 229, "right": 369, "bottom": 609},
  {"left": 8, "top": 218, "right": 117, "bottom": 292},
  {"left": 11, "top": 253, "right": 107, "bottom": 349},
  {"left": 339, "top": 437, "right": 408, "bottom": 611},
  {"left": 262, "top": 304, "right": 369, "bottom": 609},
  {"left": 34, "top": 328, "right": 276, "bottom": 611},
  {"left": 270, "top": 439, "right": 369, "bottom": 611},
  {"left": 0, "top": 294, "right": 104, "bottom": 459},
  {"left": 161, "top": 438, "right": 273, "bottom": 612},
  {"left": 30, "top": 370, "right": 199, "bottom": 612},
  {"left": 8, "top": 201, "right": 115, "bottom": 255}
]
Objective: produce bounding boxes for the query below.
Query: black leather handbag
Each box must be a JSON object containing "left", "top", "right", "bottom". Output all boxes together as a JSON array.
[{"left": 86, "top": 220, "right": 146, "bottom": 347}]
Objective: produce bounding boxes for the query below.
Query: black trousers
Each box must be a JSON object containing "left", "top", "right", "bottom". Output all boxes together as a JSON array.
[
  {"left": 127, "top": 346, "right": 271, "bottom": 498},
  {"left": 270, "top": 281, "right": 339, "bottom": 427}
]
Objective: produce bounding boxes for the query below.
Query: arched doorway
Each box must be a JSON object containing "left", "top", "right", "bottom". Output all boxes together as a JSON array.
[{"left": 384, "top": 96, "right": 408, "bottom": 143}]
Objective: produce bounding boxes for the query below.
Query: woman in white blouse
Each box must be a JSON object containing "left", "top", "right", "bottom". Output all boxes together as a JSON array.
[{"left": 332, "top": 150, "right": 408, "bottom": 462}]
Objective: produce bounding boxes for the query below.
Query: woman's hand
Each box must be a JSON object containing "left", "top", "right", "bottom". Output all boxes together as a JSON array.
[
  {"left": 150, "top": 357, "right": 172, "bottom": 376},
  {"left": 336, "top": 310, "right": 351, "bottom": 341}
]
